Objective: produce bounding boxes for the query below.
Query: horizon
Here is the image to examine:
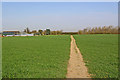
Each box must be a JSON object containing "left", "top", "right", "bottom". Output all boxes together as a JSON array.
[
  {"left": 1, "top": 25, "right": 119, "bottom": 33},
  {"left": 2, "top": 2, "right": 118, "bottom": 32}
]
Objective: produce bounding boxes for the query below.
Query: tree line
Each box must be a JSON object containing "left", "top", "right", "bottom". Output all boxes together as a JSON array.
[
  {"left": 78, "top": 26, "right": 120, "bottom": 34},
  {"left": 23, "top": 26, "right": 119, "bottom": 35},
  {"left": 23, "top": 28, "right": 62, "bottom": 35}
]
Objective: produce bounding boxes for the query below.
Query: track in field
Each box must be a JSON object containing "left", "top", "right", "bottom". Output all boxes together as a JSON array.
[{"left": 66, "top": 35, "right": 90, "bottom": 78}]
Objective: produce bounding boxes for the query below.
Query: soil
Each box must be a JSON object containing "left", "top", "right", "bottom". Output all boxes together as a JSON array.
[{"left": 66, "top": 35, "right": 91, "bottom": 78}]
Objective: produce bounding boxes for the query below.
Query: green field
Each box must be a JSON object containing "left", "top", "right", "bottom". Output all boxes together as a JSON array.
[
  {"left": 73, "top": 34, "right": 118, "bottom": 78},
  {"left": 2, "top": 34, "right": 118, "bottom": 78},
  {"left": 2, "top": 35, "right": 70, "bottom": 78},
  {"left": 0, "top": 37, "right": 1, "bottom": 80}
]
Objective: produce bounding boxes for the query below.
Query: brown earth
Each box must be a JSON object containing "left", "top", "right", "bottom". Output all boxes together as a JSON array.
[{"left": 66, "top": 35, "right": 91, "bottom": 78}]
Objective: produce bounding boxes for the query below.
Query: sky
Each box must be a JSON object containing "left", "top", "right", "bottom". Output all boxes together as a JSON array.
[
  {"left": 2, "top": 2, "right": 118, "bottom": 32},
  {"left": 2, "top": 0, "right": 119, "bottom": 2}
]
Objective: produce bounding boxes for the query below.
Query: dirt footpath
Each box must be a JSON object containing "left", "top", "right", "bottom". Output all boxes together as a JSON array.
[{"left": 66, "top": 35, "right": 90, "bottom": 78}]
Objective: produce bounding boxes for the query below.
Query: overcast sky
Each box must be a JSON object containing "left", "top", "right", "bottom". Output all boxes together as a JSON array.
[{"left": 2, "top": 2, "right": 118, "bottom": 32}]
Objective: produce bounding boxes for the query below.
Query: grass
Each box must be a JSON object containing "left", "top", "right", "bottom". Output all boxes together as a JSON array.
[
  {"left": 0, "top": 37, "right": 1, "bottom": 79},
  {"left": 2, "top": 35, "right": 71, "bottom": 78},
  {"left": 73, "top": 34, "right": 118, "bottom": 78}
]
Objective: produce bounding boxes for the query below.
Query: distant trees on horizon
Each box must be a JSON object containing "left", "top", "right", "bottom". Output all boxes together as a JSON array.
[
  {"left": 24, "top": 27, "right": 30, "bottom": 34},
  {"left": 23, "top": 26, "right": 119, "bottom": 35},
  {"left": 23, "top": 28, "right": 62, "bottom": 35},
  {"left": 78, "top": 26, "right": 119, "bottom": 34}
]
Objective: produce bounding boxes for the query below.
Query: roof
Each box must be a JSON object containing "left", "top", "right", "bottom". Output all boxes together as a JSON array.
[
  {"left": 62, "top": 32, "right": 78, "bottom": 35},
  {"left": 62, "top": 32, "right": 78, "bottom": 33},
  {"left": 3, "top": 31, "right": 20, "bottom": 32}
]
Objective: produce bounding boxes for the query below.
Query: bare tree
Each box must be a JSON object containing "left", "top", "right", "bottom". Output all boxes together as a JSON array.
[{"left": 78, "top": 26, "right": 119, "bottom": 34}]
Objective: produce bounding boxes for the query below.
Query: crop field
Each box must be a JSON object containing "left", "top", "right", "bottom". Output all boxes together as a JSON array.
[
  {"left": 2, "top": 34, "right": 118, "bottom": 78},
  {"left": 2, "top": 35, "right": 70, "bottom": 78},
  {"left": 73, "top": 34, "right": 118, "bottom": 78},
  {"left": 0, "top": 37, "right": 1, "bottom": 79}
]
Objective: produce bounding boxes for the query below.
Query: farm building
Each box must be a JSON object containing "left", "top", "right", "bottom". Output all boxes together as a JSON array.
[
  {"left": 3, "top": 31, "right": 20, "bottom": 36},
  {"left": 62, "top": 32, "right": 78, "bottom": 35},
  {"left": 34, "top": 33, "right": 41, "bottom": 36},
  {"left": 21, "top": 34, "right": 34, "bottom": 36},
  {"left": 2, "top": 31, "right": 34, "bottom": 37}
]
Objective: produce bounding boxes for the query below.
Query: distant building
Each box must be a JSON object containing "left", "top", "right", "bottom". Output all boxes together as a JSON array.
[
  {"left": 3, "top": 31, "right": 20, "bottom": 36},
  {"left": 0, "top": 33, "right": 2, "bottom": 37},
  {"left": 34, "top": 33, "right": 41, "bottom": 36},
  {"left": 20, "top": 34, "right": 34, "bottom": 36},
  {"left": 62, "top": 32, "right": 78, "bottom": 35}
]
